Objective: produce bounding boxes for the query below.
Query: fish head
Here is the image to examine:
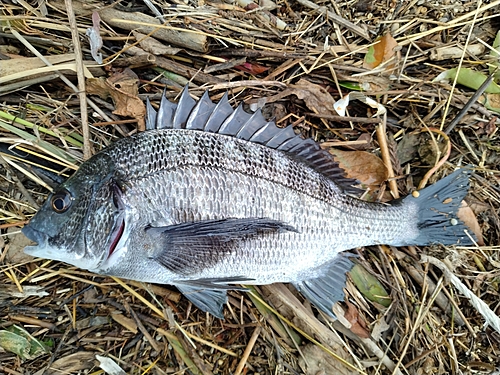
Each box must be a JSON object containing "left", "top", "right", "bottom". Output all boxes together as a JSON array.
[{"left": 22, "top": 154, "right": 125, "bottom": 271}]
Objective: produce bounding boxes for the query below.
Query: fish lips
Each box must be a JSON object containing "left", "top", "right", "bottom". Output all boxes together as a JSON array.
[
  {"left": 22, "top": 223, "right": 91, "bottom": 266},
  {"left": 22, "top": 224, "right": 48, "bottom": 251}
]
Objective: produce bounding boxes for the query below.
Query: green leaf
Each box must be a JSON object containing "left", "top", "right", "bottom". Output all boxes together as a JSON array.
[
  {"left": 364, "top": 43, "right": 378, "bottom": 67},
  {"left": 0, "top": 110, "right": 83, "bottom": 148},
  {"left": 490, "top": 30, "right": 500, "bottom": 80},
  {"left": 434, "top": 68, "right": 500, "bottom": 94},
  {"left": 153, "top": 67, "right": 189, "bottom": 86},
  {"left": 0, "top": 325, "right": 49, "bottom": 360},
  {"left": 246, "top": 286, "right": 302, "bottom": 346},
  {"left": 338, "top": 81, "right": 363, "bottom": 91},
  {"left": 0, "top": 118, "right": 79, "bottom": 165},
  {"left": 162, "top": 330, "right": 203, "bottom": 375},
  {"left": 350, "top": 264, "right": 391, "bottom": 308}
]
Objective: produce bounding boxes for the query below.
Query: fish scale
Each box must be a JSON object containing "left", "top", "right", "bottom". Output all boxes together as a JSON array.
[{"left": 23, "top": 86, "right": 476, "bottom": 319}]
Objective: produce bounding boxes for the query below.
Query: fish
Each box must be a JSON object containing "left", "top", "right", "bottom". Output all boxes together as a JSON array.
[{"left": 22, "top": 86, "right": 475, "bottom": 319}]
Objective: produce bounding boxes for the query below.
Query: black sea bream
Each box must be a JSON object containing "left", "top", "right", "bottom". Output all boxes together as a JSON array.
[{"left": 22, "top": 86, "right": 474, "bottom": 318}]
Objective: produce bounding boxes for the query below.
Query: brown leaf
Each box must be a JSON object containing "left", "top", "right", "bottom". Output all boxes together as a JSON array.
[
  {"left": 344, "top": 301, "right": 370, "bottom": 338},
  {"left": 48, "top": 352, "right": 98, "bottom": 373},
  {"left": 262, "top": 79, "right": 337, "bottom": 117},
  {"left": 234, "top": 61, "right": 269, "bottom": 75},
  {"left": 329, "top": 149, "right": 388, "bottom": 188},
  {"left": 363, "top": 33, "right": 398, "bottom": 71},
  {"left": 86, "top": 77, "right": 109, "bottom": 99},
  {"left": 86, "top": 68, "right": 146, "bottom": 130},
  {"left": 290, "top": 78, "right": 337, "bottom": 116},
  {"left": 457, "top": 201, "right": 484, "bottom": 245}
]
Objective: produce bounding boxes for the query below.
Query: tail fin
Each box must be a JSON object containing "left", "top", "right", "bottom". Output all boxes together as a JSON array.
[{"left": 402, "top": 168, "right": 476, "bottom": 246}]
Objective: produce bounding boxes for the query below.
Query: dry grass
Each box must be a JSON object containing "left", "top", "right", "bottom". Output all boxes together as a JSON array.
[{"left": 1, "top": 0, "right": 500, "bottom": 374}]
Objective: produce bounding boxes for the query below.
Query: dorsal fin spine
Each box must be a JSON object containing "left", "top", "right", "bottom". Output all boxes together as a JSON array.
[
  {"left": 145, "top": 97, "right": 157, "bottom": 131},
  {"left": 144, "top": 85, "right": 359, "bottom": 192},
  {"left": 204, "top": 92, "right": 232, "bottom": 133},
  {"left": 173, "top": 86, "right": 196, "bottom": 129},
  {"left": 156, "top": 89, "right": 177, "bottom": 129},
  {"left": 185, "top": 91, "right": 216, "bottom": 130}
]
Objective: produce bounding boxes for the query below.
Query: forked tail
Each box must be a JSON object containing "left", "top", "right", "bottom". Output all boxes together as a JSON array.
[{"left": 402, "top": 168, "right": 475, "bottom": 246}]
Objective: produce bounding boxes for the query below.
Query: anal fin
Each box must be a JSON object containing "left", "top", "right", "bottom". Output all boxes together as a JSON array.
[
  {"left": 293, "top": 255, "right": 354, "bottom": 319},
  {"left": 175, "top": 284, "right": 228, "bottom": 319}
]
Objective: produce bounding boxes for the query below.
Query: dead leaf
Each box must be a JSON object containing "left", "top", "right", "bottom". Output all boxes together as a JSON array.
[
  {"left": 481, "top": 93, "right": 500, "bottom": 113},
  {"left": 371, "top": 317, "right": 391, "bottom": 341},
  {"left": 363, "top": 33, "right": 398, "bottom": 72},
  {"left": 298, "top": 343, "right": 357, "bottom": 375},
  {"left": 397, "top": 133, "right": 421, "bottom": 165},
  {"left": 290, "top": 79, "right": 337, "bottom": 116},
  {"left": 96, "top": 355, "right": 127, "bottom": 375},
  {"left": 467, "top": 197, "right": 490, "bottom": 215},
  {"left": 133, "top": 31, "right": 182, "bottom": 56},
  {"left": 204, "top": 57, "right": 247, "bottom": 74},
  {"left": 457, "top": 201, "right": 484, "bottom": 245},
  {"left": 47, "top": 352, "right": 98, "bottom": 374},
  {"left": 329, "top": 149, "right": 388, "bottom": 189},
  {"left": 262, "top": 78, "right": 337, "bottom": 117},
  {"left": 234, "top": 61, "right": 269, "bottom": 75},
  {"left": 111, "top": 313, "right": 138, "bottom": 334},
  {"left": 485, "top": 118, "right": 498, "bottom": 137},
  {"left": 85, "top": 12, "right": 103, "bottom": 64},
  {"left": 86, "top": 68, "right": 146, "bottom": 130},
  {"left": 344, "top": 301, "right": 370, "bottom": 338}
]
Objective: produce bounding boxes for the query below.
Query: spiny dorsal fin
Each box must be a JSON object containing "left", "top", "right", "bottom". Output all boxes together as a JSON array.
[{"left": 146, "top": 86, "right": 359, "bottom": 193}]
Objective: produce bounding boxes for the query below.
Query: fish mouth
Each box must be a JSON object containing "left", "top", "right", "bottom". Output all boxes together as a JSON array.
[
  {"left": 22, "top": 225, "right": 48, "bottom": 253},
  {"left": 108, "top": 217, "right": 125, "bottom": 259}
]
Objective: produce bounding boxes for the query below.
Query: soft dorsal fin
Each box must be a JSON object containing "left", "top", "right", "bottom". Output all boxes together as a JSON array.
[{"left": 146, "top": 86, "right": 359, "bottom": 192}]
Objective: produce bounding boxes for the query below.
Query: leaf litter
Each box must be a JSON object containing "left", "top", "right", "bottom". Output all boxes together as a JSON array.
[{"left": 1, "top": 0, "right": 500, "bottom": 374}]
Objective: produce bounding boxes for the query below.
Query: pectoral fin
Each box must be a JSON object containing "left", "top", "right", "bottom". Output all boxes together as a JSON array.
[
  {"left": 147, "top": 217, "right": 296, "bottom": 275},
  {"left": 293, "top": 255, "right": 354, "bottom": 319}
]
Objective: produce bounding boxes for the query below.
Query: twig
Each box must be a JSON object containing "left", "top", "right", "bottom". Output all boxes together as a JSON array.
[
  {"left": 113, "top": 55, "right": 225, "bottom": 85},
  {"left": 444, "top": 69, "right": 497, "bottom": 135},
  {"left": 391, "top": 276, "right": 445, "bottom": 375},
  {"left": 401, "top": 258, "right": 465, "bottom": 326},
  {"left": 123, "top": 299, "right": 162, "bottom": 353},
  {"left": 295, "top": 0, "right": 370, "bottom": 40},
  {"left": 439, "top": 0, "right": 483, "bottom": 133},
  {"left": 307, "top": 113, "right": 382, "bottom": 124},
  {"left": 211, "top": 80, "right": 287, "bottom": 90},
  {"left": 413, "top": 127, "right": 451, "bottom": 189},
  {"left": 8, "top": 29, "right": 113, "bottom": 131},
  {"left": 256, "top": 285, "right": 367, "bottom": 374},
  {"left": 64, "top": 0, "right": 91, "bottom": 160},
  {"left": 0, "top": 154, "right": 38, "bottom": 208},
  {"left": 422, "top": 255, "right": 500, "bottom": 334},
  {"left": 376, "top": 113, "right": 399, "bottom": 198},
  {"left": 234, "top": 326, "right": 262, "bottom": 375}
]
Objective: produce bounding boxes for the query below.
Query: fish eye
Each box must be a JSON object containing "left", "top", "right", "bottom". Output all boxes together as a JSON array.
[{"left": 51, "top": 189, "right": 73, "bottom": 213}]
